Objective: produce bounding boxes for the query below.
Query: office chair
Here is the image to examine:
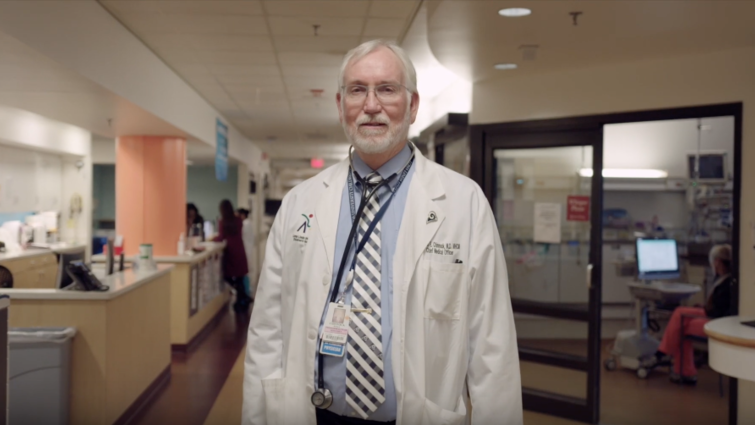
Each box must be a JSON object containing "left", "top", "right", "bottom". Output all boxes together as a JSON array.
[{"left": 0, "top": 266, "right": 12, "bottom": 288}]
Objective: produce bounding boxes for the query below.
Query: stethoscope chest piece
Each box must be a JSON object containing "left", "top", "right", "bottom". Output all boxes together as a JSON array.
[{"left": 311, "top": 388, "right": 333, "bottom": 409}]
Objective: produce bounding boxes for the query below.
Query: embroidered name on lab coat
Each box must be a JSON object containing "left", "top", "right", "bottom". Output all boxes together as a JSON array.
[{"left": 425, "top": 242, "right": 460, "bottom": 256}]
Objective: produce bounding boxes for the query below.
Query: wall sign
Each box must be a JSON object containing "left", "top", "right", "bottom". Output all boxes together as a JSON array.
[
  {"left": 567, "top": 195, "right": 591, "bottom": 222},
  {"left": 215, "top": 118, "right": 228, "bottom": 181}
]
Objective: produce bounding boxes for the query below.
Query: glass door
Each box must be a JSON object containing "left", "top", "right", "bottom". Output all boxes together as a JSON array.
[{"left": 488, "top": 130, "right": 603, "bottom": 423}]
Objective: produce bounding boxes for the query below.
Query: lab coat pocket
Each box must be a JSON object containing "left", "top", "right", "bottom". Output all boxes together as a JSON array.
[
  {"left": 423, "top": 261, "right": 466, "bottom": 321},
  {"left": 422, "top": 396, "right": 467, "bottom": 425},
  {"left": 261, "top": 373, "right": 286, "bottom": 424}
]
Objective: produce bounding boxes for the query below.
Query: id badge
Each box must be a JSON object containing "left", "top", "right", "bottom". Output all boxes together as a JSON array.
[{"left": 319, "top": 303, "right": 350, "bottom": 357}]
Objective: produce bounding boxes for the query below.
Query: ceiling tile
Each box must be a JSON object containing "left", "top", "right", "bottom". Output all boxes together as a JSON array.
[
  {"left": 192, "top": 50, "right": 278, "bottom": 65},
  {"left": 171, "top": 63, "right": 212, "bottom": 77},
  {"left": 284, "top": 75, "right": 338, "bottom": 90},
  {"left": 102, "top": 1, "right": 163, "bottom": 14},
  {"left": 182, "top": 74, "right": 220, "bottom": 86},
  {"left": 140, "top": 33, "right": 190, "bottom": 50},
  {"left": 362, "top": 18, "right": 406, "bottom": 38},
  {"left": 216, "top": 74, "right": 285, "bottom": 86},
  {"left": 263, "top": 1, "right": 370, "bottom": 18},
  {"left": 230, "top": 87, "right": 287, "bottom": 103},
  {"left": 268, "top": 16, "right": 363, "bottom": 37},
  {"left": 154, "top": 47, "right": 199, "bottom": 64},
  {"left": 114, "top": 12, "right": 177, "bottom": 35},
  {"left": 280, "top": 65, "right": 339, "bottom": 78},
  {"left": 238, "top": 99, "right": 290, "bottom": 110},
  {"left": 368, "top": 0, "right": 418, "bottom": 19},
  {"left": 277, "top": 51, "right": 343, "bottom": 66},
  {"left": 274, "top": 36, "right": 360, "bottom": 53},
  {"left": 167, "top": 15, "right": 269, "bottom": 36},
  {"left": 186, "top": 34, "right": 274, "bottom": 52},
  {"left": 157, "top": 1, "right": 264, "bottom": 16},
  {"left": 209, "top": 64, "right": 281, "bottom": 77}
]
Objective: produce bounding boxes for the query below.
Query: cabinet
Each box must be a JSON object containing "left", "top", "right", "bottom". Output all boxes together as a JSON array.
[{"left": 0, "top": 253, "right": 58, "bottom": 288}]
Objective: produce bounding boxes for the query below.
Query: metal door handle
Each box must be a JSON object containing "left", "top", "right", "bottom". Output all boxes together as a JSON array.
[{"left": 586, "top": 263, "right": 593, "bottom": 289}]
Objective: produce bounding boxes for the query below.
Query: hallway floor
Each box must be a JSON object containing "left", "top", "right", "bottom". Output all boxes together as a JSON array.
[{"left": 132, "top": 305, "right": 728, "bottom": 425}]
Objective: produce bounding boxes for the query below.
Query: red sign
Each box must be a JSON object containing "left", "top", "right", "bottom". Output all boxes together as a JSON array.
[{"left": 567, "top": 196, "right": 590, "bottom": 222}]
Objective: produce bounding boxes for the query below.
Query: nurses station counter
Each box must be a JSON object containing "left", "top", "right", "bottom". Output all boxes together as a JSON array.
[
  {"left": 0, "top": 264, "right": 173, "bottom": 425},
  {"left": 0, "top": 244, "right": 87, "bottom": 288},
  {"left": 94, "top": 242, "right": 230, "bottom": 350}
]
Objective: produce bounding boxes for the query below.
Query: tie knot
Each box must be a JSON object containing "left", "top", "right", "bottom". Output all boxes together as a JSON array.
[{"left": 364, "top": 172, "right": 383, "bottom": 187}]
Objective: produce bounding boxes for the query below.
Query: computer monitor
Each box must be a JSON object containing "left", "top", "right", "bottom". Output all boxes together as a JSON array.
[
  {"left": 56, "top": 248, "right": 86, "bottom": 289},
  {"left": 687, "top": 152, "right": 727, "bottom": 183},
  {"left": 635, "top": 238, "right": 680, "bottom": 281}
]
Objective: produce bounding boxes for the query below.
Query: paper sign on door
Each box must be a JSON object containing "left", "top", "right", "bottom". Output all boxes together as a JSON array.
[{"left": 534, "top": 203, "right": 562, "bottom": 244}]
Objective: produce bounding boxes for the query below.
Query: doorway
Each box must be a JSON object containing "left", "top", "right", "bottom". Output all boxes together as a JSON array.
[{"left": 471, "top": 103, "right": 742, "bottom": 425}]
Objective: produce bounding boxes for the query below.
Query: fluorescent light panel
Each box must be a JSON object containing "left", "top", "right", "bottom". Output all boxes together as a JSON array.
[
  {"left": 498, "top": 8, "right": 532, "bottom": 17},
  {"left": 579, "top": 168, "right": 668, "bottom": 178}
]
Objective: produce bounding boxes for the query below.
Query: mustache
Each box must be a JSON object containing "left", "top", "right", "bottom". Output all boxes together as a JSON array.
[{"left": 356, "top": 115, "right": 389, "bottom": 125}]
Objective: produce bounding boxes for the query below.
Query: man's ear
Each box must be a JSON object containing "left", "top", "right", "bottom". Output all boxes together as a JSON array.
[
  {"left": 409, "top": 92, "right": 420, "bottom": 124},
  {"left": 336, "top": 92, "right": 344, "bottom": 123}
]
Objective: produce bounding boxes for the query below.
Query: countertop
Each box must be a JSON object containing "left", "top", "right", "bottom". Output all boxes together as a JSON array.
[
  {"left": 0, "top": 264, "right": 174, "bottom": 300},
  {"left": 705, "top": 316, "right": 755, "bottom": 348},
  {"left": 91, "top": 242, "right": 225, "bottom": 264},
  {"left": 0, "top": 243, "right": 87, "bottom": 262}
]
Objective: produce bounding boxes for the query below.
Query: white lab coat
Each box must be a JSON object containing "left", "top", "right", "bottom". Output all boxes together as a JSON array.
[{"left": 243, "top": 150, "right": 522, "bottom": 425}]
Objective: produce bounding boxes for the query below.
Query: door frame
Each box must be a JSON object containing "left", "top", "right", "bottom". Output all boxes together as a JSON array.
[{"left": 470, "top": 102, "right": 743, "bottom": 425}]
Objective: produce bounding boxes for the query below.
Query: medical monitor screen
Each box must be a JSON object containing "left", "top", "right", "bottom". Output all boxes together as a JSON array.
[
  {"left": 688, "top": 154, "right": 726, "bottom": 181},
  {"left": 636, "top": 239, "right": 680, "bottom": 280}
]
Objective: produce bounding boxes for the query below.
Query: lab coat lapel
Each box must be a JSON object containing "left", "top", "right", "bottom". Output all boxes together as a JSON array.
[{"left": 313, "top": 160, "right": 349, "bottom": 274}]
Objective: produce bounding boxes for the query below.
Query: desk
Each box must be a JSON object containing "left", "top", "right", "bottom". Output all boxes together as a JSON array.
[
  {"left": 0, "top": 244, "right": 87, "bottom": 289},
  {"left": 0, "top": 265, "right": 173, "bottom": 425},
  {"left": 705, "top": 316, "right": 755, "bottom": 382},
  {"left": 93, "top": 242, "right": 230, "bottom": 349}
]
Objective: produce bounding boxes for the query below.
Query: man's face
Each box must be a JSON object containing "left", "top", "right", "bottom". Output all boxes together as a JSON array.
[{"left": 337, "top": 47, "right": 419, "bottom": 155}]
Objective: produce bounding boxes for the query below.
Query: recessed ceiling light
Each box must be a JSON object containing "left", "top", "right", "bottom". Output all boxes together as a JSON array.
[
  {"left": 498, "top": 8, "right": 531, "bottom": 17},
  {"left": 494, "top": 63, "right": 518, "bottom": 70}
]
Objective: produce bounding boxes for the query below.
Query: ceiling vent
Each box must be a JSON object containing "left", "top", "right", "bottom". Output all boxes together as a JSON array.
[{"left": 519, "top": 45, "right": 539, "bottom": 61}]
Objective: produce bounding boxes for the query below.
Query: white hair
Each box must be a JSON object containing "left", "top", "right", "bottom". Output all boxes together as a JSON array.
[{"left": 338, "top": 39, "right": 418, "bottom": 94}]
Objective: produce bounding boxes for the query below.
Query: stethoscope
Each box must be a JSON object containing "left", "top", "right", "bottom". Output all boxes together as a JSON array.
[{"left": 311, "top": 142, "right": 416, "bottom": 410}]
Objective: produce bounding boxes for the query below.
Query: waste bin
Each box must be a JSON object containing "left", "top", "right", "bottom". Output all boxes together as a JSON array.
[{"left": 9, "top": 327, "right": 76, "bottom": 425}]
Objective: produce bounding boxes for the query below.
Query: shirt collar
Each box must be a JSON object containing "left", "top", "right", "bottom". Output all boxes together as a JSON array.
[{"left": 352, "top": 143, "right": 412, "bottom": 190}]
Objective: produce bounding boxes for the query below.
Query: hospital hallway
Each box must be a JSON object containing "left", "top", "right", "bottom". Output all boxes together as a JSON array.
[{"left": 128, "top": 304, "right": 727, "bottom": 425}]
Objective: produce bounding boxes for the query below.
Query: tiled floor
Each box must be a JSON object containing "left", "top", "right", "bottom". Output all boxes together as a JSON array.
[{"left": 135, "top": 307, "right": 729, "bottom": 425}]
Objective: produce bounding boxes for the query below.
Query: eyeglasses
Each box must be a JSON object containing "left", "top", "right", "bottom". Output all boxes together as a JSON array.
[{"left": 341, "top": 84, "right": 408, "bottom": 104}]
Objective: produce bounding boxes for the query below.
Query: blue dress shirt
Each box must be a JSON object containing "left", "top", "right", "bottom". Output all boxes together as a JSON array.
[{"left": 315, "top": 144, "right": 415, "bottom": 421}]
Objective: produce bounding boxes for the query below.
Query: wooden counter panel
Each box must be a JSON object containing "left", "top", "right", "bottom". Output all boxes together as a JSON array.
[
  {"left": 187, "top": 289, "right": 230, "bottom": 343},
  {"left": 10, "top": 299, "right": 108, "bottom": 425},
  {"left": 170, "top": 264, "right": 191, "bottom": 345},
  {"left": 8, "top": 272, "right": 172, "bottom": 425},
  {"left": 105, "top": 272, "right": 171, "bottom": 424}
]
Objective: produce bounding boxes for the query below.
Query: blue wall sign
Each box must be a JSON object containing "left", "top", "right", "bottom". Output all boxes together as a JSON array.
[{"left": 215, "top": 118, "right": 228, "bottom": 181}]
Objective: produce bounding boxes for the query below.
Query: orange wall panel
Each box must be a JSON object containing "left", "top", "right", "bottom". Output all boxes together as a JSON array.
[{"left": 116, "top": 136, "right": 186, "bottom": 256}]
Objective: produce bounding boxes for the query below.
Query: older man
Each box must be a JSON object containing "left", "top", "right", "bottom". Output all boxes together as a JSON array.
[{"left": 243, "top": 40, "right": 522, "bottom": 425}]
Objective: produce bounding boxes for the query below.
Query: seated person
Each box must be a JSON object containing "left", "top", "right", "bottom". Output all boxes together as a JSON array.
[{"left": 652, "top": 244, "right": 733, "bottom": 385}]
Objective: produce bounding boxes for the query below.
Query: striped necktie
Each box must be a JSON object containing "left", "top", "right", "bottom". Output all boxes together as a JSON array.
[{"left": 346, "top": 171, "right": 386, "bottom": 418}]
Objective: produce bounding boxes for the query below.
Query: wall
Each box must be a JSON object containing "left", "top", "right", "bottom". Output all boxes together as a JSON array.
[
  {"left": 92, "top": 137, "right": 115, "bottom": 164},
  {"left": 186, "top": 165, "right": 239, "bottom": 226},
  {"left": 472, "top": 46, "right": 755, "bottom": 423},
  {"left": 0, "top": 144, "right": 62, "bottom": 216}
]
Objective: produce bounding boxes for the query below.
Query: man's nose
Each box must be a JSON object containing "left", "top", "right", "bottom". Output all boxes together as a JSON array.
[{"left": 363, "top": 90, "right": 382, "bottom": 114}]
